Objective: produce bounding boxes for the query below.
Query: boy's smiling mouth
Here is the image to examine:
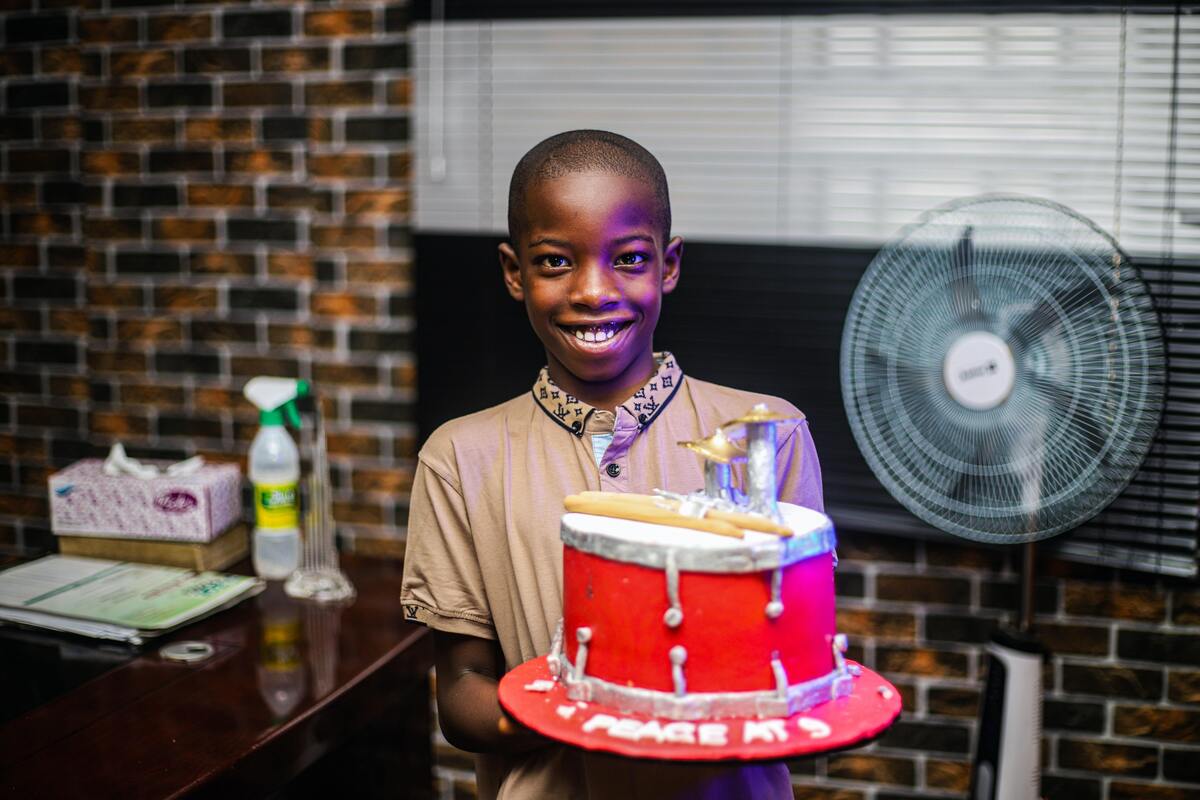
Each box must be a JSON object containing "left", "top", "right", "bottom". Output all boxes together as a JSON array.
[{"left": 558, "top": 320, "right": 633, "bottom": 347}]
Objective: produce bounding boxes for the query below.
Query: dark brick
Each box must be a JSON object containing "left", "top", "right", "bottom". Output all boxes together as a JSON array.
[
  {"left": 1062, "top": 664, "right": 1162, "bottom": 701},
  {"left": 155, "top": 350, "right": 220, "bottom": 375},
  {"left": 6, "top": 13, "right": 70, "bottom": 43},
  {"left": 228, "top": 287, "right": 298, "bottom": 312},
  {"left": 349, "top": 329, "right": 411, "bottom": 352},
  {"left": 149, "top": 149, "right": 214, "bottom": 174},
  {"left": 158, "top": 414, "right": 222, "bottom": 440},
  {"left": 182, "top": 47, "right": 251, "bottom": 73},
  {"left": 262, "top": 115, "right": 308, "bottom": 141},
  {"left": 226, "top": 218, "right": 298, "bottom": 244},
  {"left": 1042, "top": 776, "right": 1101, "bottom": 800},
  {"left": 1044, "top": 699, "right": 1105, "bottom": 732},
  {"left": 13, "top": 275, "right": 78, "bottom": 301},
  {"left": 0, "top": 49, "right": 35, "bottom": 75},
  {"left": 877, "top": 575, "right": 970, "bottom": 606},
  {"left": 223, "top": 10, "right": 292, "bottom": 39},
  {"left": 350, "top": 398, "right": 414, "bottom": 424},
  {"left": 878, "top": 720, "right": 969, "bottom": 754},
  {"left": 113, "top": 184, "right": 180, "bottom": 207},
  {"left": 223, "top": 82, "right": 291, "bottom": 107},
  {"left": 344, "top": 42, "right": 407, "bottom": 71},
  {"left": 80, "top": 85, "right": 139, "bottom": 112},
  {"left": 836, "top": 608, "right": 915, "bottom": 640},
  {"left": 42, "top": 180, "right": 81, "bottom": 205},
  {"left": 147, "top": 82, "right": 213, "bottom": 108},
  {"left": 388, "top": 294, "right": 414, "bottom": 317},
  {"left": 316, "top": 259, "right": 338, "bottom": 283},
  {"left": 345, "top": 115, "right": 408, "bottom": 142},
  {"left": 926, "top": 613, "right": 1000, "bottom": 644},
  {"left": 0, "top": 117, "right": 35, "bottom": 140},
  {"left": 79, "top": 16, "right": 138, "bottom": 43},
  {"left": 1058, "top": 739, "right": 1157, "bottom": 777},
  {"left": 7, "top": 81, "right": 69, "bottom": 109},
  {"left": 1174, "top": 590, "right": 1200, "bottom": 625},
  {"left": 979, "top": 579, "right": 1058, "bottom": 614},
  {"left": 1163, "top": 747, "right": 1200, "bottom": 782},
  {"left": 115, "top": 252, "right": 183, "bottom": 275},
  {"left": 384, "top": 3, "right": 407, "bottom": 31},
  {"left": 8, "top": 148, "right": 70, "bottom": 173},
  {"left": 225, "top": 150, "right": 292, "bottom": 174},
  {"left": 17, "top": 404, "right": 78, "bottom": 429},
  {"left": 927, "top": 687, "right": 980, "bottom": 717},
  {"left": 15, "top": 340, "right": 78, "bottom": 365},
  {"left": 1119, "top": 630, "right": 1200, "bottom": 666}
]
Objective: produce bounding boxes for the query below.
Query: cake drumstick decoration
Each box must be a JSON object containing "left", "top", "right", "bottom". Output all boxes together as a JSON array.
[{"left": 498, "top": 406, "right": 901, "bottom": 762}]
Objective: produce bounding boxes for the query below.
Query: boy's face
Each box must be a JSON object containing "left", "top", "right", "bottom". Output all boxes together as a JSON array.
[{"left": 499, "top": 170, "right": 682, "bottom": 401}]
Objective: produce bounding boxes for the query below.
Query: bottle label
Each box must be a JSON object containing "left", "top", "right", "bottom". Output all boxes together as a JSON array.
[{"left": 254, "top": 482, "right": 299, "bottom": 528}]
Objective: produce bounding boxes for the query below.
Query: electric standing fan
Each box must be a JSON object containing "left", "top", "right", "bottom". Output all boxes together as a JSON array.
[{"left": 840, "top": 195, "right": 1166, "bottom": 800}]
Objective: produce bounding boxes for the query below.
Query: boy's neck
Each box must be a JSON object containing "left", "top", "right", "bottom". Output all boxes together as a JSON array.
[{"left": 545, "top": 350, "right": 658, "bottom": 413}]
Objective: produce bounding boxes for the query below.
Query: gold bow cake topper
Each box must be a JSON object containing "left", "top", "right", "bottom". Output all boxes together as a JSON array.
[{"left": 563, "top": 403, "right": 800, "bottom": 538}]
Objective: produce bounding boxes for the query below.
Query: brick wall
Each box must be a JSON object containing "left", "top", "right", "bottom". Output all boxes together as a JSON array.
[{"left": 1, "top": 0, "right": 414, "bottom": 556}]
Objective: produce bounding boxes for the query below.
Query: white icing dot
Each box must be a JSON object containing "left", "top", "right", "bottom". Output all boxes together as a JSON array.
[
  {"left": 523, "top": 679, "right": 555, "bottom": 692},
  {"left": 556, "top": 705, "right": 577, "bottom": 719},
  {"left": 878, "top": 686, "right": 894, "bottom": 700}
]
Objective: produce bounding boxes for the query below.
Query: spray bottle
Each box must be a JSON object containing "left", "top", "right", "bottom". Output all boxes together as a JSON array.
[{"left": 244, "top": 377, "right": 308, "bottom": 580}]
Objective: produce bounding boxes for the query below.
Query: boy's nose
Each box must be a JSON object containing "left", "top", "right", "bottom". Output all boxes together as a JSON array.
[{"left": 570, "top": 263, "right": 620, "bottom": 309}]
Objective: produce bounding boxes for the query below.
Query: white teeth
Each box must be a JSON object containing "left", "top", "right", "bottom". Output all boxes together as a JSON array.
[{"left": 570, "top": 324, "right": 621, "bottom": 344}]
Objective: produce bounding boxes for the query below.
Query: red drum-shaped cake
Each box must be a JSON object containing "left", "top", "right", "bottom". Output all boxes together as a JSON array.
[
  {"left": 499, "top": 407, "right": 901, "bottom": 760},
  {"left": 556, "top": 502, "right": 842, "bottom": 718}
]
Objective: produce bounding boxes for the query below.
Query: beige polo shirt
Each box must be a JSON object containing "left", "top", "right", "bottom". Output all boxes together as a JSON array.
[{"left": 401, "top": 353, "right": 823, "bottom": 799}]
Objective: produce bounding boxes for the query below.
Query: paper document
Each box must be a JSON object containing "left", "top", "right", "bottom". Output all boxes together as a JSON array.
[{"left": 0, "top": 555, "right": 263, "bottom": 644}]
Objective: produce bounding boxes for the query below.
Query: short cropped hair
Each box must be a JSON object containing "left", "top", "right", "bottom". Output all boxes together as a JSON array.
[{"left": 507, "top": 129, "right": 671, "bottom": 244}]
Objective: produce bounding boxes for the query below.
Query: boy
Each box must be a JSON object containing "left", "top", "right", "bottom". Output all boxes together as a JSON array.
[{"left": 401, "top": 130, "right": 823, "bottom": 798}]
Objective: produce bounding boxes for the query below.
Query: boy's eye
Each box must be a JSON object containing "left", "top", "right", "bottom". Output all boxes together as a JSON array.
[
  {"left": 615, "top": 252, "right": 648, "bottom": 267},
  {"left": 538, "top": 255, "right": 570, "bottom": 269}
]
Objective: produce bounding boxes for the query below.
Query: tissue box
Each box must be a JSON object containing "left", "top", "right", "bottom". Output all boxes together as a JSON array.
[{"left": 49, "top": 459, "right": 243, "bottom": 543}]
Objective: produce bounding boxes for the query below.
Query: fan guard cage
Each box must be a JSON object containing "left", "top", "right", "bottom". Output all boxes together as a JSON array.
[{"left": 841, "top": 195, "right": 1166, "bottom": 544}]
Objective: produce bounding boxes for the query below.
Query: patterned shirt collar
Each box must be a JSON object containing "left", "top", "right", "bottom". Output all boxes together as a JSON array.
[{"left": 531, "top": 352, "right": 683, "bottom": 437}]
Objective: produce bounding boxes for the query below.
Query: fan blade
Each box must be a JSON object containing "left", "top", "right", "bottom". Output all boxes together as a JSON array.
[
  {"left": 866, "top": 348, "right": 928, "bottom": 388},
  {"left": 947, "top": 436, "right": 993, "bottom": 503},
  {"left": 1005, "top": 278, "right": 1106, "bottom": 351},
  {"left": 949, "top": 226, "right": 986, "bottom": 325},
  {"left": 1026, "top": 373, "right": 1106, "bottom": 461}
]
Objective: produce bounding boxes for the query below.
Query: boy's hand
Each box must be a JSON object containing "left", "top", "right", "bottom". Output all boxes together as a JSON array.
[{"left": 433, "top": 629, "right": 549, "bottom": 754}]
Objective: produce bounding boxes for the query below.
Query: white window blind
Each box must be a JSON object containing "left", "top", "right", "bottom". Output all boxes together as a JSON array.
[{"left": 413, "top": 13, "right": 1199, "bottom": 261}]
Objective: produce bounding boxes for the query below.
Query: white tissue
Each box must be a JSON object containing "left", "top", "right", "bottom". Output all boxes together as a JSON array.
[{"left": 102, "top": 443, "right": 205, "bottom": 480}]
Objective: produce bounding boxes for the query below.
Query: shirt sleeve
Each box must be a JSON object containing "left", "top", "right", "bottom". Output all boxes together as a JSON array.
[
  {"left": 400, "top": 457, "right": 496, "bottom": 640},
  {"left": 775, "top": 418, "right": 824, "bottom": 513}
]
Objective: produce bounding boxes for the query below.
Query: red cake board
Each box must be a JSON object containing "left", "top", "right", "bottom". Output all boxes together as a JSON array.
[{"left": 499, "top": 656, "right": 901, "bottom": 762}]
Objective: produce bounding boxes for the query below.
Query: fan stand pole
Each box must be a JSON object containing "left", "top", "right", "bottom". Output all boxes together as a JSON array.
[{"left": 1018, "top": 541, "right": 1036, "bottom": 633}]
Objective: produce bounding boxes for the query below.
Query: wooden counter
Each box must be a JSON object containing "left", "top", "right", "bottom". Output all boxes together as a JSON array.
[{"left": 0, "top": 555, "right": 433, "bottom": 799}]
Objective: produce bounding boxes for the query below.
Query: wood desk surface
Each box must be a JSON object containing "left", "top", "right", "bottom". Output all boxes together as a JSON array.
[{"left": 0, "top": 555, "right": 433, "bottom": 799}]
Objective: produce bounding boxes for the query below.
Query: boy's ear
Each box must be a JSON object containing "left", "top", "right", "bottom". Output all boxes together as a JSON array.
[
  {"left": 661, "top": 236, "right": 683, "bottom": 295},
  {"left": 498, "top": 242, "right": 524, "bottom": 301}
]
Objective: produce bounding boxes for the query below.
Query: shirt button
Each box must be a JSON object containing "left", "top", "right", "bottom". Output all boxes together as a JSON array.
[{"left": 605, "top": 463, "right": 621, "bottom": 478}]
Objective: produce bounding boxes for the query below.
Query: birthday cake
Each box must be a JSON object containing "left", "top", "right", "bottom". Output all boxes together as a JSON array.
[{"left": 498, "top": 406, "right": 901, "bottom": 761}]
